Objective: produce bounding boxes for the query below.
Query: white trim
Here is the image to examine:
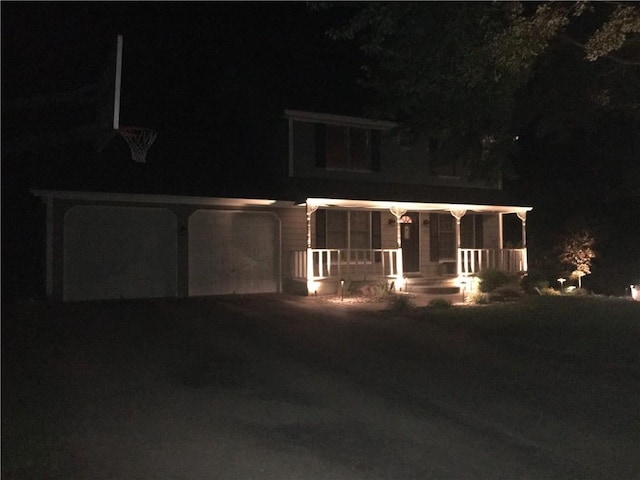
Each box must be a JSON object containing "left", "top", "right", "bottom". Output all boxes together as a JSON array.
[
  {"left": 288, "top": 118, "right": 294, "bottom": 177},
  {"left": 45, "top": 197, "right": 53, "bottom": 297},
  {"left": 31, "top": 190, "right": 296, "bottom": 208},
  {"left": 31, "top": 190, "right": 532, "bottom": 215},
  {"left": 284, "top": 109, "right": 397, "bottom": 130},
  {"left": 306, "top": 197, "right": 532, "bottom": 215}
]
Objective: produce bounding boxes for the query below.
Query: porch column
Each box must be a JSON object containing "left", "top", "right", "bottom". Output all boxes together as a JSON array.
[
  {"left": 450, "top": 209, "right": 467, "bottom": 276},
  {"left": 389, "top": 206, "right": 407, "bottom": 289},
  {"left": 45, "top": 196, "right": 54, "bottom": 297},
  {"left": 306, "top": 204, "right": 318, "bottom": 294},
  {"left": 517, "top": 211, "right": 528, "bottom": 272}
]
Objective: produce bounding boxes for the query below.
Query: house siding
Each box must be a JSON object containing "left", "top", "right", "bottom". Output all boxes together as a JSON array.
[
  {"left": 288, "top": 118, "right": 486, "bottom": 188},
  {"left": 273, "top": 206, "right": 307, "bottom": 280}
]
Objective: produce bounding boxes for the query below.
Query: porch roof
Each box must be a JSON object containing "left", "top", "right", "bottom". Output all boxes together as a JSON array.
[{"left": 305, "top": 197, "right": 532, "bottom": 215}]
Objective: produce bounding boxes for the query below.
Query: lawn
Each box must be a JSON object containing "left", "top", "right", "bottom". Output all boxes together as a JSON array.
[{"left": 2, "top": 294, "right": 639, "bottom": 479}]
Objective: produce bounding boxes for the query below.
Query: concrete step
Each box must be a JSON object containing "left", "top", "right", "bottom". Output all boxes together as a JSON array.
[
  {"left": 405, "top": 277, "right": 460, "bottom": 294},
  {"left": 408, "top": 285, "right": 460, "bottom": 295}
]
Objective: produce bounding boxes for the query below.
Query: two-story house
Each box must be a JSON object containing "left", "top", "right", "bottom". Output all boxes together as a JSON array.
[{"left": 33, "top": 110, "right": 532, "bottom": 301}]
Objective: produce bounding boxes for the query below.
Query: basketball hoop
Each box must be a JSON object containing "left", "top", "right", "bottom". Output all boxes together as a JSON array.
[{"left": 119, "top": 126, "right": 157, "bottom": 163}]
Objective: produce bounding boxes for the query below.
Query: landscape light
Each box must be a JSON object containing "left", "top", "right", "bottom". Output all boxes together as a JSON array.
[
  {"left": 557, "top": 278, "right": 566, "bottom": 292},
  {"left": 460, "top": 278, "right": 468, "bottom": 302},
  {"left": 307, "top": 280, "right": 319, "bottom": 296}
]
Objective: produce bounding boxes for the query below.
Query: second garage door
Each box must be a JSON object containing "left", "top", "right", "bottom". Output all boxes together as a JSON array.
[{"left": 188, "top": 210, "right": 280, "bottom": 296}]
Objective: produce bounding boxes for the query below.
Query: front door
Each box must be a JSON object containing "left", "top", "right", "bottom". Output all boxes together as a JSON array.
[{"left": 400, "top": 212, "right": 419, "bottom": 273}]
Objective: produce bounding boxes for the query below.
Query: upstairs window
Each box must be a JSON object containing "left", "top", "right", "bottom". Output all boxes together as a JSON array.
[{"left": 316, "top": 124, "right": 380, "bottom": 172}]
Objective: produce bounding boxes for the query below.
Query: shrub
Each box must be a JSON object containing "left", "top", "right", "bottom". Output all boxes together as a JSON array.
[
  {"left": 489, "top": 286, "right": 524, "bottom": 302},
  {"left": 566, "top": 287, "right": 591, "bottom": 296},
  {"left": 359, "top": 280, "right": 393, "bottom": 301},
  {"left": 537, "top": 286, "right": 561, "bottom": 296},
  {"left": 520, "top": 271, "right": 550, "bottom": 294},
  {"left": 428, "top": 297, "right": 452, "bottom": 309},
  {"left": 466, "top": 292, "right": 490, "bottom": 304},
  {"left": 388, "top": 294, "right": 415, "bottom": 312},
  {"left": 477, "top": 269, "right": 509, "bottom": 293}
]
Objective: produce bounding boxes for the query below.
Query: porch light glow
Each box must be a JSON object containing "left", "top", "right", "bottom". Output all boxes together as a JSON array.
[
  {"left": 631, "top": 285, "right": 639, "bottom": 301},
  {"left": 456, "top": 275, "right": 477, "bottom": 290},
  {"left": 307, "top": 280, "right": 319, "bottom": 296}
]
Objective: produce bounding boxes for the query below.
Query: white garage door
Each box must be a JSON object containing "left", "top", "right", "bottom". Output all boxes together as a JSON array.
[
  {"left": 63, "top": 206, "right": 178, "bottom": 301},
  {"left": 188, "top": 210, "right": 280, "bottom": 296}
]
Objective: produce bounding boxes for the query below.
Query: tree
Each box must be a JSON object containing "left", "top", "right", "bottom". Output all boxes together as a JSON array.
[
  {"left": 316, "top": 2, "right": 640, "bottom": 181},
  {"left": 557, "top": 229, "right": 597, "bottom": 288}
]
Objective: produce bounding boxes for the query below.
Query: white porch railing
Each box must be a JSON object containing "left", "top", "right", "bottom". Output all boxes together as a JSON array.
[
  {"left": 292, "top": 249, "right": 400, "bottom": 280},
  {"left": 293, "top": 247, "right": 527, "bottom": 280},
  {"left": 459, "top": 248, "right": 527, "bottom": 275}
]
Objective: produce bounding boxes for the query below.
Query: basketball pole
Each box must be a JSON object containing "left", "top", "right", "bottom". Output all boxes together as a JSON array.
[{"left": 113, "top": 34, "right": 123, "bottom": 130}]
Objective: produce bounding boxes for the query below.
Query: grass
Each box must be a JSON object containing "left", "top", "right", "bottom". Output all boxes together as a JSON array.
[{"left": 397, "top": 295, "right": 640, "bottom": 367}]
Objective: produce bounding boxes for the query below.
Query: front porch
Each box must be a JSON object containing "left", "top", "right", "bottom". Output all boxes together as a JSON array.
[
  {"left": 289, "top": 198, "right": 531, "bottom": 296},
  {"left": 291, "top": 247, "right": 527, "bottom": 294}
]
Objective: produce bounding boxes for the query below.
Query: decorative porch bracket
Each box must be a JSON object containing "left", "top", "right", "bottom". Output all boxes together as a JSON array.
[
  {"left": 389, "top": 206, "right": 407, "bottom": 290},
  {"left": 450, "top": 209, "right": 467, "bottom": 276}
]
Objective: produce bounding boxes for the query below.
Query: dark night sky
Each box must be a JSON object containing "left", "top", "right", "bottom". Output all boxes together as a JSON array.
[
  {"left": 2, "top": 2, "right": 367, "bottom": 193},
  {"left": 2, "top": 2, "right": 365, "bottom": 109}
]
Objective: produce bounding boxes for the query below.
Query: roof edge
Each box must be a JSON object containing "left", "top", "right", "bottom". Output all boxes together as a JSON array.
[
  {"left": 30, "top": 189, "right": 296, "bottom": 208},
  {"left": 284, "top": 109, "right": 397, "bottom": 130}
]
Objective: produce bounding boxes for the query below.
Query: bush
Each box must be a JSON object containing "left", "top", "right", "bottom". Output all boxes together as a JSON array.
[
  {"left": 537, "top": 286, "right": 561, "bottom": 296},
  {"left": 477, "top": 269, "right": 509, "bottom": 293},
  {"left": 520, "top": 271, "right": 551, "bottom": 294},
  {"left": 359, "top": 280, "right": 394, "bottom": 301},
  {"left": 465, "top": 292, "right": 490, "bottom": 304},
  {"left": 388, "top": 294, "right": 415, "bottom": 312},
  {"left": 428, "top": 297, "right": 452, "bottom": 309},
  {"left": 489, "top": 286, "right": 524, "bottom": 302},
  {"left": 566, "top": 287, "right": 591, "bottom": 296}
]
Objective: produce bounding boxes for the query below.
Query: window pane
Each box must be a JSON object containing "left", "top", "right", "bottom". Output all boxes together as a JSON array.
[
  {"left": 326, "top": 210, "right": 347, "bottom": 248},
  {"left": 325, "top": 126, "right": 348, "bottom": 169},
  {"left": 349, "top": 128, "right": 371, "bottom": 170},
  {"left": 350, "top": 211, "right": 370, "bottom": 249},
  {"left": 461, "top": 215, "right": 475, "bottom": 249}
]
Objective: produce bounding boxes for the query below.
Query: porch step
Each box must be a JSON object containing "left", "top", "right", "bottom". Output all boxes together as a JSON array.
[
  {"left": 408, "top": 285, "right": 461, "bottom": 295},
  {"left": 405, "top": 277, "right": 460, "bottom": 295}
]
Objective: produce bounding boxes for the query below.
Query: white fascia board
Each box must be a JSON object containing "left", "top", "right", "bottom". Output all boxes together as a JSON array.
[
  {"left": 284, "top": 109, "right": 397, "bottom": 131},
  {"left": 305, "top": 197, "right": 532, "bottom": 214},
  {"left": 30, "top": 189, "right": 296, "bottom": 208}
]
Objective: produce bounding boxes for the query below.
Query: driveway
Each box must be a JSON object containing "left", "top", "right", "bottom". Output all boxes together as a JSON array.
[{"left": 2, "top": 294, "right": 638, "bottom": 479}]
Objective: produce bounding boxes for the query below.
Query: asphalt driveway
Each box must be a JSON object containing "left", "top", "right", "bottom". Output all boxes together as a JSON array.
[{"left": 2, "top": 294, "right": 638, "bottom": 479}]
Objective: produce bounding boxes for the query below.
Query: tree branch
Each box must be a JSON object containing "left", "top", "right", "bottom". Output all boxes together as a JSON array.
[{"left": 558, "top": 34, "right": 640, "bottom": 66}]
